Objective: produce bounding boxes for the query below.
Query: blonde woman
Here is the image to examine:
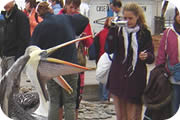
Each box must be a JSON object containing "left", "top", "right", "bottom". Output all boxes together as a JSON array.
[{"left": 105, "top": 2, "right": 154, "bottom": 120}]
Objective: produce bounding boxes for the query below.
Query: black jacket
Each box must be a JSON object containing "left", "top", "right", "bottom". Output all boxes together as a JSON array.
[
  {"left": 1, "top": 5, "right": 30, "bottom": 59},
  {"left": 30, "top": 13, "right": 89, "bottom": 64},
  {"left": 0, "top": 19, "right": 5, "bottom": 57}
]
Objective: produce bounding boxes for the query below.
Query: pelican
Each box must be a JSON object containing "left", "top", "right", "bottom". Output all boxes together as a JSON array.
[{"left": 0, "top": 35, "right": 92, "bottom": 120}]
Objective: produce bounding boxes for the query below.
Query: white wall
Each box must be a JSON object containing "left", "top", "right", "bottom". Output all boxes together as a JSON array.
[{"left": 88, "top": 0, "right": 110, "bottom": 34}]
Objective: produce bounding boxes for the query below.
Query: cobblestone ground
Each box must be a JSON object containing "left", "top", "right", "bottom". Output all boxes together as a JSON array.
[
  {"left": 78, "top": 100, "right": 116, "bottom": 120},
  {"left": 19, "top": 86, "right": 116, "bottom": 120},
  {"left": 18, "top": 71, "right": 117, "bottom": 120}
]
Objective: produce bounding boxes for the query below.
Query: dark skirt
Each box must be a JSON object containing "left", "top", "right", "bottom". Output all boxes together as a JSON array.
[{"left": 107, "top": 55, "right": 147, "bottom": 104}]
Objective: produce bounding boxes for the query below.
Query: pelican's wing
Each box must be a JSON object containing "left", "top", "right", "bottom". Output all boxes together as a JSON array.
[
  {"left": 0, "top": 107, "right": 13, "bottom": 120},
  {"left": 38, "top": 58, "right": 91, "bottom": 80}
]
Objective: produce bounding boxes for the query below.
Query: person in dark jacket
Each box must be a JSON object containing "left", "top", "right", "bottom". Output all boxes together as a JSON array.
[
  {"left": 1, "top": 0, "right": 30, "bottom": 76},
  {"left": 105, "top": 2, "right": 154, "bottom": 120},
  {"left": 58, "top": 0, "right": 93, "bottom": 119},
  {"left": 31, "top": 2, "right": 89, "bottom": 120}
]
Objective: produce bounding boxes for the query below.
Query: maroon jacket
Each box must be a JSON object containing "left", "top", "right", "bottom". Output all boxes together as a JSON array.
[{"left": 156, "top": 28, "right": 180, "bottom": 66}]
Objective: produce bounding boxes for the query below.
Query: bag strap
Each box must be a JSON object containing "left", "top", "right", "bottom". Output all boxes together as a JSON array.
[
  {"left": 165, "top": 28, "right": 171, "bottom": 53},
  {"left": 165, "top": 28, "right": 174, "bottom": 71}
]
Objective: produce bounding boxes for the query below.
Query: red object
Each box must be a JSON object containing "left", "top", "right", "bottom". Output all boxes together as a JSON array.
[
  {"left": 58, "top": 8, "right": 65, "bottom": 15},
  {"left": 96, "top": 27, "right": 109, "bottom": 61},
  {"left": 79, "top": 72, "right": 84, "bottom": 94}
]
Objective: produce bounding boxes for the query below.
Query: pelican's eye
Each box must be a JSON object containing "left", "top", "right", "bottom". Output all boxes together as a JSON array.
[{"left": 40, "top": 51, "right": 48, "bottom": 57}]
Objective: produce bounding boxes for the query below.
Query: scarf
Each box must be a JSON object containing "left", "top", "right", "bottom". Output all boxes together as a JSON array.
[{"left": 122, "top": 25, "right": 140, "bottom": 76}]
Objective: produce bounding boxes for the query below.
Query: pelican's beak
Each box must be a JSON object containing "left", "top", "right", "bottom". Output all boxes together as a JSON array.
[
  {"left": 46, "top": 57, "right": 89, "bottom": 70},
  {"left": 46, "top": 35, "right": 92, "bottom": 56},
  {"left": 38, "top": 57, "right": 92, "bottom": 97},
  {"left": 53, "top": 76, "right": 73, "bottom": 94},
  {"left": 38, "top": 57, "right": 90, "bottom": 78}
]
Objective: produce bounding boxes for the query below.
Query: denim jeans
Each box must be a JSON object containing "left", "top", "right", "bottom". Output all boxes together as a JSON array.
[
  {"left": 171, "top": 84, "right": 180, "bottom": 115},
  {"left": 99, "top": 83, "right": 109, "bottom": 101}
]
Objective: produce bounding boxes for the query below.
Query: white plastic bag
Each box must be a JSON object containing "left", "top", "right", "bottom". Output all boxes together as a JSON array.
[{"left": 96, "top": 53, "right": 113, "bottom": 85}]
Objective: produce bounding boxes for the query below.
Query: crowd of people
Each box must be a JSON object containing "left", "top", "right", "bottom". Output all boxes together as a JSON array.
[{"left": 0, "top": 0, "right": 180, "bottom": 120}]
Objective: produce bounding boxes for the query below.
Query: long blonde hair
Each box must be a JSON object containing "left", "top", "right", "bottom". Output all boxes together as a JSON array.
[{"left": 123, "top": 2, "right": 148, "bottom": 29}]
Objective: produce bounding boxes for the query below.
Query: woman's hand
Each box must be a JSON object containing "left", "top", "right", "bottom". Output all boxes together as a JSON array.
[{"left": 139, "top": 50, "right": 148, "bottom": 61}]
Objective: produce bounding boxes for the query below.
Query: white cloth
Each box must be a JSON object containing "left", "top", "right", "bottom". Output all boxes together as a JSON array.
[
  {"left": 96, "top": 53, "right": 113, "bottom": 85},
  {"left": 122, "top": 25, "right": 140, "bottom": 75},
  {"left": 169, "top": 76, "right": 180, "bottom": 85}
]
